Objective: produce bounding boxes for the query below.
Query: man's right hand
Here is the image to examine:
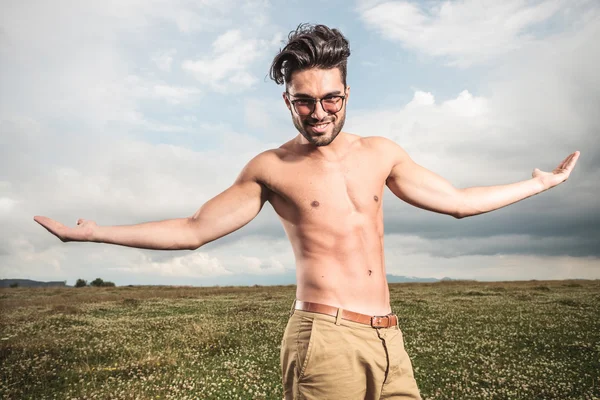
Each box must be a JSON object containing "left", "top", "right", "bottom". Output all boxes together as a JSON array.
[
  {"left": 34, "top": 216, "right": 97, "bottom": 243},
  {"left": 32, "top": 151, "right": 271, "bottom": 250}
]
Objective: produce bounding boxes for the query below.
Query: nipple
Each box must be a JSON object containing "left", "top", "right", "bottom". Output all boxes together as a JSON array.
[
  {"left": 311, "top": 200, "right": 320, "bottom": 208},
  {"left": 374, "top": 195, "right": 379, "bottom": 202}
]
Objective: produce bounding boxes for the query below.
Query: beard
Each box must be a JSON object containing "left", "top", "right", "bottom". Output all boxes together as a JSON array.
[{"left": 292, "top": 111, "right": 346, "bottom": 147}]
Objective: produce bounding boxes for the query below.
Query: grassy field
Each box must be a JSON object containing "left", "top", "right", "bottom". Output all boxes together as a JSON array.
[{"left": 1, "top": 280, "right": 599, "bottom": 399}]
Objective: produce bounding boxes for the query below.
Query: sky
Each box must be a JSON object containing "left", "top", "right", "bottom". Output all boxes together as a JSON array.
[{"left": 1, "top": 0, "right": 599, "bottom": 286}]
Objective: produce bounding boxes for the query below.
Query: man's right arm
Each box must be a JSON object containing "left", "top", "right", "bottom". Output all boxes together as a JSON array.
[{"left": 33, "top": 153, "right": 271, "bottom": 250}]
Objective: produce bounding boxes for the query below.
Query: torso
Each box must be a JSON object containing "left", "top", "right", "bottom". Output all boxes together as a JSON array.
[{"left": 259, "top": 133, "right": 395, "bottom": 315}]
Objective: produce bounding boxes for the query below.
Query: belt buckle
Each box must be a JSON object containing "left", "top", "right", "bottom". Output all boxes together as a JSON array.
[{"left": 370, "top": 315, "right": 390, "bottom": 328}]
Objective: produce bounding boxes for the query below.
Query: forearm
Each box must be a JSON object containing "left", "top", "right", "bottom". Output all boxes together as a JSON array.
[
  {"left": 92, "top": 218, "right": 199, "bottom": 250},
  {"left": 457, "top": 176, "right": 547, "bottom": 218}
]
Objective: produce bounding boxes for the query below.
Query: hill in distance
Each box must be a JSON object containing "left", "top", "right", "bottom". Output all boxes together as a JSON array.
[
  {"left": 0, "top": 279, "right": 69, "bottom": 288},
  {"left": 0, "top": 275, "right": 454, "bottom": 288},
  {"left": 386, "top": 274, "right": 453, "bottom": 283}
]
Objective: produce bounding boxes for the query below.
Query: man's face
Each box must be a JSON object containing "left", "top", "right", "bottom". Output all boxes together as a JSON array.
[{"left": 283, "top": 67, "right": 349, "bottom": 147}]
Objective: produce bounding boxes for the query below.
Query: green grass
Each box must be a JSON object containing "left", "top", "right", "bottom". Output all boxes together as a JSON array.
[{"left": 1, "top": 280, "right": 599, "bottom": 399}]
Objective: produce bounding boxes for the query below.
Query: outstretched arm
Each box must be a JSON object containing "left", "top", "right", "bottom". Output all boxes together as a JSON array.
[
  {"left": 381, "top": 138, "right": 580, "bottom": 219},
  {"left": 34, "top": 153, "right": 270, "bottom": 250}
]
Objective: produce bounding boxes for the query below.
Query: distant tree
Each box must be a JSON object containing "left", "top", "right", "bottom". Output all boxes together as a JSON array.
[
  {"left": 88, "top": 278, "right": 115, "bottom": 287},
  {"left": 75, "top": 279, "right": 87, "bottom": 288},
  {"left": 9, "top": 282, "right": 18, "bottom": 288},
  {"left": 90, "top": 278, "right": 104, "bottom": 287}
]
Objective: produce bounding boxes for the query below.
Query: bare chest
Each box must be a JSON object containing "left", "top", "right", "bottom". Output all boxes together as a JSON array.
[{"left": 265, "top": 151, "right": 390, "bottom": 222}]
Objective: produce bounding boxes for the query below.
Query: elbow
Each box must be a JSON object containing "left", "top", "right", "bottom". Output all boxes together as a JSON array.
[
  {"left": 451, "top": 191, "right": 468, "bottom": 219},
  {"left": 451, "top": 206, "right": 470, "bottom": 219},
  {"left": 187, "top": 239, "right": 205, "bottom": 251},
  {"left": 452, "top": 207, "right": 483, "bottom": 219},
  {"left": 452, "top": 194, "right": 477, "bottom": 219},
  {"left": 187, "top": 243, "right": 199, "bottom": 251},
  {"left": 452, "top": 211, "right": 467, "bottom": 219}
]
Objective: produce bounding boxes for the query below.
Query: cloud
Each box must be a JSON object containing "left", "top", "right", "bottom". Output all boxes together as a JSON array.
[
  {"left": 0, "top": 0, "right": 270, "bottom": 128},
  {"left": 385, "top": 233, "right": 598, "bottom": 258},
  {"left": 0, "top": 197, "right": 18, "bottom": 214},
  {"left": 112, "top": 252, "right": 233, "bottom": 278},
  {"left": 182, "top": 30, "right": 277, "bottom": 92},
  {"left": 152, "top": 84, "right": 201, "bottom": 105},
  {"left": 358, "top": 0, "right": 567, "bottom": 66},
  {"left": 152, "top": 49, "right": 177, "bottom": 72},
  {"left": 347, "top": 10, "right": 600, "bottom": 262},
  {"left": 240, "top": 256, "right": 287, "bottom": 275},
  {"left": 384, "top": 248, "right": 600, "bottom": 281},
  {"left": 1, "top": 1, "right": 598, "bottom": 285}
]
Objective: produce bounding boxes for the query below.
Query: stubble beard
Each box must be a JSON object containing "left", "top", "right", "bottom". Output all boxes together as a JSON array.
[{"left": 292, "top": 112, "right": 346, "bottom": 147}]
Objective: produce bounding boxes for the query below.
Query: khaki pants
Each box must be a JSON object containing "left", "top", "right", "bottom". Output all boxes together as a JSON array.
[{"left": 281, "top": 301, "right": 422, "bottom": 399}]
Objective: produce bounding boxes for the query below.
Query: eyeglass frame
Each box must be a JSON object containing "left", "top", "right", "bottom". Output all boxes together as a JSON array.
[{"left": 285, "top": 91, "right": 347, "bottom": 116}]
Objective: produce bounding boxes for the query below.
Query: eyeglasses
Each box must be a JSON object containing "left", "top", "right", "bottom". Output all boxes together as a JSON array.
[{"left": 286, "top": 92, "right": 346, "bottom": 116}]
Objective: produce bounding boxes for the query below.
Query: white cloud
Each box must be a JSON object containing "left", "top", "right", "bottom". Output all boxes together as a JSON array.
[
  {"left": 359, "top": 0, "right": 566, "bottom": 66},
  {"left": 240, "top": 256, "right": 287, "bottom": 275},
  {"left": 0, "top": 0, "right": 268, "bottom": 127},
  {"left": 182, "top": 29, "right": 277, "bottom": 92},
  {"left": 152, "top": 49, "right": 177, "bottom": 71},
  {"left": 113, "top": 252, "right": 233, "bottom": 278},
  {"left": 243, "top": 98, "right": 289, "bottom": 133},
  {"left": 348, "top": 89, "right": 502, "bottom": 187},
  {"left": 386, "top": 252, "right": 600, "bottom": 281},
  {"left": 0, "top": 1, "right": 597, "bottom": 285},
  {"left": 152, "top": 84, "right": 201, "bottom": 104},
  {"left": 0, "top": 198, "right": 18, "bottom": 215}
]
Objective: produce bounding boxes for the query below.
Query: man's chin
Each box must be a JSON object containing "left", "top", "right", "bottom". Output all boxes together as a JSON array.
[{"left": 311, "top": 134, "right": 336, "bottom": 147}]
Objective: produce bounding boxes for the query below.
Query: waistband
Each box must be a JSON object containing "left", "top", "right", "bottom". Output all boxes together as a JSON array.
[{"left": 293, "top": 299, "right": 398, "bottom": 328}]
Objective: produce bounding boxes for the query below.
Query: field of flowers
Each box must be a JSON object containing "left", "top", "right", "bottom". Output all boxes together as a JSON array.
[{"left": 1, "top": 280, "right": 599, "bottom": 399}]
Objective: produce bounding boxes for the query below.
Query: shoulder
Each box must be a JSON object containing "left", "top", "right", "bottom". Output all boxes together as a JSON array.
[
  {"left": 235, "top": 148, "right": 285, "bottom": 185},
  {"left": 360, "top": 136, "right": 409, "bottom": 161}
]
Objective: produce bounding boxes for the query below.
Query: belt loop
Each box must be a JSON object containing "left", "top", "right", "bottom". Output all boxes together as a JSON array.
[
  {"left": 289, "top": 299, "right": 297, "bottom": 317},
  {"left": 335, "top": 307, "right": 343, "bottom": 325}
]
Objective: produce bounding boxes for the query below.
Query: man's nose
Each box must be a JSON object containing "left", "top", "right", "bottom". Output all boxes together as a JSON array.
[{"left": 310, "top": 101, "right": 327, "bottom": 120}]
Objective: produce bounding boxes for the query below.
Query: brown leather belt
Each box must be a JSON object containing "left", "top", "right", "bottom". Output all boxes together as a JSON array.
[{"left": 294, "top": 300, "right": 398, "bottom": 328}]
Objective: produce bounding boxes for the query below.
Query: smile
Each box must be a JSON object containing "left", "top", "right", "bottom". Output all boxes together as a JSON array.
[{"left": 308, "top": 122, "right": 331, "bottom": 133}]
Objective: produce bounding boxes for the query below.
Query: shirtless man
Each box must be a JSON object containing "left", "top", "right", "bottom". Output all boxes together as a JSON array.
[{"left": 34, "top": 24, "right": 580, "bottom": 399}]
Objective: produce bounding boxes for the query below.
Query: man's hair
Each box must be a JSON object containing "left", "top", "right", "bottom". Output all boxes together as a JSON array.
[{"left": 269, "top": 24, "right": 351, "bottom": 87}]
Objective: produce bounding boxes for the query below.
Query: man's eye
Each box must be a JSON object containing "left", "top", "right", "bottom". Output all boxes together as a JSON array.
[
  {"left": 323, "top": 97, "right": 340, "bottom": 104},
  {"left": 295, "top": 100, "right": 313, "bottom": 106}
]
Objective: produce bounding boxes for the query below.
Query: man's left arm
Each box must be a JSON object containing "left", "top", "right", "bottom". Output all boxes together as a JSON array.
[{"left": 382, "top": 139, "right": 580, "bottom": 219}]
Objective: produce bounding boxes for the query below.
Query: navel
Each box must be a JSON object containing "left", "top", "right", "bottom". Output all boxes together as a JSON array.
[
  {"left": 374, "top": 195, "right": 379, "bottom": 202},
  {"left": 368, "top": 270, "right": 372, "bottom": 276},
  {"left": 311, "top": 200, "right": 320, "bottom": 208}
]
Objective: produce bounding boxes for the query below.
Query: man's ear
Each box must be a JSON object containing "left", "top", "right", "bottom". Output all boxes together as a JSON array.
[
  {"left": 283, "top": 92, "right": 291, "bottom": 111},
  {"left": 345, "top": 86, "right": 350, "bottom": 103}
]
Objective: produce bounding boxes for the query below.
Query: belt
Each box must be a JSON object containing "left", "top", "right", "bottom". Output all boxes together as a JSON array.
[{"left": 294, "top": 300, "right": 398, "bottom": 328}]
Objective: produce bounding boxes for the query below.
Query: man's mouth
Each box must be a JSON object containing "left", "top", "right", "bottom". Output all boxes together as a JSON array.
[{"left": 308, "top": 121, "right": 331, "bottom": 134}]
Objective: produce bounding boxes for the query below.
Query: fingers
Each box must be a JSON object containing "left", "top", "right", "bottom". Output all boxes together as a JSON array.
[
  {"left": 33, "top": 216, "right": 54, "bottom": 228},
  {"left": 33, "top": 216, "right": 68, "bottom": 239},
  {"left": 555, "top": 151, "right": 580, "bottom": 172},
  {"left": 565, "top": 150, "right": 580, "bottom": 171},
  {"left": 557, "top": 156, "right": 569, "bottom": 170},
  {"left": 557, "top": 152, "right": 574, "bottom": 170}
]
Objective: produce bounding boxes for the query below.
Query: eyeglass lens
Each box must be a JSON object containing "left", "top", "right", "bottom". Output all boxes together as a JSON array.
[{"left": 294, "top": 97, "right": 343, "bottom": 116}]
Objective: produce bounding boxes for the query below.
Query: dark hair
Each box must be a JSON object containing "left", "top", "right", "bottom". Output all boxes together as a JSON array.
[{"left": 269, "top": 23, "right": 350, "bottom": 87}]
